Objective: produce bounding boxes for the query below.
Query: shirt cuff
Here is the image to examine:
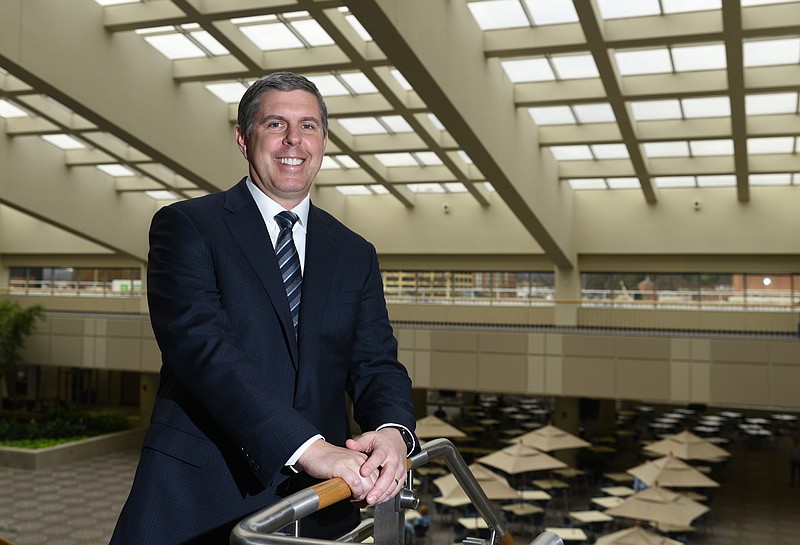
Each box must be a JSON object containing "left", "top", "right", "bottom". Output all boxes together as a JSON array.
[{"left": 285, "top": 434, "right": 324, "bottom": 473}]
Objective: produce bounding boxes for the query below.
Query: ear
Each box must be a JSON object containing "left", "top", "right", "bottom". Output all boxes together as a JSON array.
[{"left": 235, "top": 125, "right": 248, "bottom": 157}]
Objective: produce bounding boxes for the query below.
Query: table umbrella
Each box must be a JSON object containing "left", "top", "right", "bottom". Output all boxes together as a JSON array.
[
  {"left": 516, "top": 423, "right": 591, "bottom": 452},
  {"left": 606, "top": 485, "right": 708, "bottom": 527},
  {"left": 415, "top": 415, "right": 467, "bottom": 439},
  {"left": 433, "top": 463, "right": 521, "bottom": 501},
  {"left": 477, "top": 442, "right": 567, "bottom": 475},
  {"left": 643, "top": 430, "right": 730, "bottom": 461},
  {"left": 595, "top": 525, "right": 683, "bottom": 545},
  {"left": 627, "top": 453, "right": 719, "bottom": 488}
]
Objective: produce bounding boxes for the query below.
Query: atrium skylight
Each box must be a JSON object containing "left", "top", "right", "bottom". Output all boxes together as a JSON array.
[
  {"left": 344, "top": 14, "right": 372, "bottom": 41},
  {"left": 467, "top": 0, "right": 528, "bottom": 30},
  {"left": 596, "top": 0, "right": 722, "bottom": 18},
  {"left": 743, "top": 37, "right": 800, "bottom": 67},
  {"left": 502, "top": 58, "right": 555, "bottom": 83},
  {"left": 671, "top": 44, "right": 726, "bottom": 72},
  {"left": 41, "top": 134, "right": 86, "bottom": 150},
  {"left": 0, "top": 99, "right": 28, "bottom": 118},
  {"left": 654, "top": 176, "right": 695, "bottom": 188},
  {"left": 407, "top": 183, "right": 446, "bottom": 193},
  {"left": 607, "top": 178, "right": 641, "bottom": 189},
  {"left": 94, "top": 0, "right": 138, "bottom": 5},
  {"left": 750, "top": 173, "right": 792, "bottom": 186},
  {"left": 338, "top": 117, "right": 388, "bottom": 135},
  {"left": 747, "top": 137, "right": 794, "bottom": 154},
  {"left": 239, "top": 23, "right": 304, "bottom": 51},
  {"left": 630, "top": 100, "right": 682, "bottom": 121},
  {"left": 375, "top": 153, "right": 418, "bottom": 167},
  {"left": 502, "top": 53, "right": 598, "bottom": 83},
  {"left": 591, "top": 144, "right": 629, "bottom": 159},
  {"left": 642, "top": 141, "right": 690, "bottom": 158},
  {"left": 689, "top": 139, "right": 734, "bottom": 156},
  {"left": 525, "top": 0, "right": 579, "bottom": 25},
  {"left": 568, "top": 178, "right": 607, "bottom": 190},
  {"left": 682, "top": 96, "right": 730, "bottom": 118},
  {"left": 145, "top": 190, "right": 178, "bottom": 200},
  {"left": 205, "top": 82, "right": 249, "bottom": 103},
  {"left": 336, "top": 185, "right": 373, "bottom": 196},
  {"left": 614, "top": 48, "right": 672, "bottom": 76},
  {"left": 551, "top": 54, "right": 599, "bottom": 79},
  {"left": 697, "top": 175, "right": 736, "bottom": 188},
  {"left": 143, "top": 34, "right": 207, "bottom": 60},
  {"left": 529, "top": 106, "right": 575, "bottom": 125},
  {"left": 97, "top": 164, "right": 135, "bottom": 177},
  {"left": 745, "top": 92, "right": 799, "bottom": 115},
  {"left": 574, "top": 104, "right": 615, "bottom": 123},
  {"left": 443, "top": 182, "right": 469, "bottom": 193},
  {"left": 549, "top": 145, "right": 594, "bottom": 161},
  {"left": 416, "top": 152, "right": 444, "bottom": 166}
]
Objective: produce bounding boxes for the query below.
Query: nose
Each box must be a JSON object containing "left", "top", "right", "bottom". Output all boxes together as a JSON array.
[{"left": 283, "top": 125, "right": 300, "bottom": 145}]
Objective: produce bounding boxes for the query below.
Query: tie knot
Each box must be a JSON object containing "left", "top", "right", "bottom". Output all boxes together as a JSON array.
[{"left": 275, "top": 210, "right": 298, "bottom": 230}]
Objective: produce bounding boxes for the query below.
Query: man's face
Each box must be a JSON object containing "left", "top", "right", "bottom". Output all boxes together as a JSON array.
[{"left": 236, "top": 89, "right": 328, "bottom": 208}]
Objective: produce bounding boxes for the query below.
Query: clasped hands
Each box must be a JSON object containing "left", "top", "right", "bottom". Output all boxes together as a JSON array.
[{"left": 296, "top": 427, "right": 407, "bottom": 506}]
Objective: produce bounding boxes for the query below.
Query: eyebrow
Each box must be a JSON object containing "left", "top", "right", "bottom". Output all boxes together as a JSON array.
[{"left": 261, "top": 114, "right": 321, "bottom": 126}]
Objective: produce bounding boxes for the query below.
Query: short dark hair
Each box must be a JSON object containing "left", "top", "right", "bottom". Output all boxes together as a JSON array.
[{"left": 237, "top": 71, "right": 328, "bottom": 137}]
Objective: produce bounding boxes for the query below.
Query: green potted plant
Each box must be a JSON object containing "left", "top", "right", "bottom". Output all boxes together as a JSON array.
[{"left": 0, "top": 301, "right": 45, "bottom": 407}]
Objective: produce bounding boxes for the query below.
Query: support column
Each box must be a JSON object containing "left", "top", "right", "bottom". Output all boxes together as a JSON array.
[
  {"left": 138, "top": 263, "right": 148, "bottom": 314},
  {"left": 553, "top": 396, "right": 581, "bottom": 466},
  {"left": 0, "top": 255, "right": 9, "bottom": 289},
  {"left": 554, "top": 266, "right": 580, "bottom": 327}
]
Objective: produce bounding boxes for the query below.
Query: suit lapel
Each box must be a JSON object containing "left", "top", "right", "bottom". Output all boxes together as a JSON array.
[
  {"left": 223, "top": 179, "right": 299, "bottom": 366},
  {"left": 299, "top": 205, "right": 339, "bottom": 349}
]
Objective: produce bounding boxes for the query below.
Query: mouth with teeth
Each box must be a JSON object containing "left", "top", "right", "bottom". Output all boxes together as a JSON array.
[{"left": 278, "top": 157, "right": 305, "bottom": 166}]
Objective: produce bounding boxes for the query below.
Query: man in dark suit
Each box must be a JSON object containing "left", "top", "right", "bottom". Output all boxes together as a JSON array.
[{"left": 111, "top": 72, "right": 416, "bottom": 544}]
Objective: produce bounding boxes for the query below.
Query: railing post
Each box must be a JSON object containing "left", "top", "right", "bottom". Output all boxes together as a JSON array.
[{"left": 373, "top": 493, "right": 405, "bottom": 545}]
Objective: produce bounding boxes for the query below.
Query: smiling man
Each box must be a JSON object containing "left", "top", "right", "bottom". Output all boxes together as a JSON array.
[{"left": 111, "top": 72, "right": 417, "bottom": 545}]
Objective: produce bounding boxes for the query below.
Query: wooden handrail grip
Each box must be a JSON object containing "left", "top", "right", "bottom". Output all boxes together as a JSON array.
[
  {"left": 310, "top": 477, "right": 352, "bottom": 510},
  {"left": 309, "top": 459, "right": 412, "bottom": 511}
]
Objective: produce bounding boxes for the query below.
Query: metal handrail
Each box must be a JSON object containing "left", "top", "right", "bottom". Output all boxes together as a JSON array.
[{"left": 230, "top": 438, "right": 563, "bottom": 545}]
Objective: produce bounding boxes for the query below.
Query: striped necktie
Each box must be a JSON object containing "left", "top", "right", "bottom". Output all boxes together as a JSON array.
[{"left": 274, "top": 211, "right": 302, "bottom": 338}]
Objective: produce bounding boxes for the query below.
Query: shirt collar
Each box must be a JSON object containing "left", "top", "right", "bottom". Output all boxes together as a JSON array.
[{"left": 246, "top": 177, "right": 310, "bottom": 228}]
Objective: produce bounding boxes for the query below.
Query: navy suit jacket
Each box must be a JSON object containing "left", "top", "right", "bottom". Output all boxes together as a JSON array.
[{"left": 111, "top": 179, "right": 415, "bottom": 544}]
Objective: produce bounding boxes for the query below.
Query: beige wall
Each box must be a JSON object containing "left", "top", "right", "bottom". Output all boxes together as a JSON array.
[{"left": 15, "top": 305, "right": 800, "bottom": 412}]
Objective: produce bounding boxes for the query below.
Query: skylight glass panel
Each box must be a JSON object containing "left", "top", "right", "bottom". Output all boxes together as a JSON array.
[
  {"left": 0, "top": 99, "right": 28, "bottom": 118},
  {"left": 371, "top": 185, "right": 390, "bottom": 195},
  {"left": 340, "top": 72, "right": 378, "bottom": 94},
  {"left": 145, "top": 190, "right": 178, "bottom": 200},
  {"left": 654, "top": 176, "right": 695, "bottom": 188},
  {"left": 458, "top": 151, "right": 474, "bottom": 164},
  {"left": 524, "top": 0, "right": 579, "bottom": 25},
  {"left": 283, "top": 11, "right": 310, "bottom": 19},
  {"left": 345, "top": 15, "right": 372, "bottom": 41},
  {"left": 291, "top": 19, "right": 335, "bottom": 46},
  {"left": 501, "top": 58, "right": 556, "bottom": 83},
  {"left": 662, "top": 0, "right": 722, "bottom": 13},
  {"left": 95, "top": 0, "right": 139, "bottom": 5},
  {"left": 551, "top": 54, "right": 599, "bottom": 79},
  {"left": 443, "top": 182, "right": 469, "bottom": 193},
  {"left": 240, "top": 23, "right": 303, "bottom": 51},
  {"left": 742, "top": 0, "right": 799, "bottom": 5},
  {"left": 334, "top": 155, "right": 359, "bottom": 168},
  {"left": 375, "top": 153, "right": 417, "bottom": 167},
  {"left": 746, "top": 92, "right": 799, "bottom": 115},
  {"left": 408, "top": 183, "right": 446, "bottom": 193},
  {"left": 336, "top": 185, "right": 372, "bottom": 196},
  {"left": 427, "top": 114, "right": 445, "bottom": 130},
  {"left": 573, "top": 103, "right": 616, "bottom": 123},
  {"left": 596, "top": 0, "right": 660, "bottom": 19},
  {"left": 690, "top": 139, "right": 734, "bottom": 156},
  {"left": 549, "top": 145, "right": 593, "bottom": 160},
  {"left": 682, "top": 96, "right": 730, "bottom": 118},
  {"left": 629, "top": 100, "right": 681, "bottom": 121},
  {"left": 697, "top": 175, "right": 736, "bottom": 187},
  {"left": 390, "top": 69, "right": 412, "bottom": 91},
  {"left": 308, "top": 75, "right": 350, "bottom": 96},
  {"left": 642, "top": 141, "right": 690, "bottom": 158},
  {"left": 591, "top": 144, "right": 629, "bottom": 159},
  {"left": 144, "top": 34, "right": 206, "bottom": 59},
  {"left": 382, "top": 115, "right": 414, "bottom": 133},
  {"left": 794, "top": 174, "right": 800, "bottom": 185},
  {"left": 483, "top": 181, "right": 496, "bottom": 192},
  {"left": 320, "top": 156, "right": 341, "bottom": 170},
  {"left": 135, "top": 26, "right": 174, "bottom": 35},
  {"left": 672, "top": 44, "right": 726, "bottom": 72},
  {"left": 614, "top": 48, "right": 672, "bottom": 76},
  {"left": 97, "top": 164, "right": 135, "bottom": 177},
  {"left": 607, "top": 177, "right": 640, "bottom": 189},
  {"left": 467, "top": 0, "right": 528, "bottom": 30},
  {"left": 41, "top": 134, "right": 86, "bottom": 150},
  {"left": 528, "top": 106, "right": 576, "bottom": 125},
  {"left": 338, "top": 117, "right": 386, "bottom": 135},
  {"left": 205, "top": 82, "right": 248, "bottom": 103},
  {"left": 415, "top": 152, "right": 443, "bottom": 166},
  {"left": 750, "top": 173, "right": 791, "bottom": 186},
  {"left": 744, "top": 38, "right": 800, "bottom": 67},
  {"left": 568, "top": 178, "right": 607, "bottom": 190},
  {"left": 190, "top": 31, "right": 228, "bottom": 55},
  {"left": 747, "top": 136, "right": 794, "bottom": 154}
]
